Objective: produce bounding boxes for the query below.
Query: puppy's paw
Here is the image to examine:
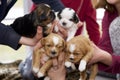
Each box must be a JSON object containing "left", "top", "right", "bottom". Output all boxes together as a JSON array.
[
  {"left": 78, "top": 60, "right": 87, "bottom": 72},
  {"left": 37, "top": 71, "right": 44, "bottom": 78},
  {"left": 65, "top": 61, "right": 72, "bottom": 68},
  {"left": 32, "top": 67, "right": 39, "bottom": 73},
  {"left": 79, "top": 78, "right": 82, "bottom": 80},
  {"left": 44, "top": 76, "right": 50, "bottom": 80}
]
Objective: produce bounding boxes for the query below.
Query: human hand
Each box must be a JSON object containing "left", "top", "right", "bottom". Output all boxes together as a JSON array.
[
  {"left": 48, "top": 52, "right": 66, "bottom": 80},
  {"left": 88, "top": 42, "right": 112, "bottom": 66},
  {"left": 32, "top": 26, "right": 43, "bottom": 45},
  {"left": 52, "top": 20, "right": 68, "bottom": 39}
]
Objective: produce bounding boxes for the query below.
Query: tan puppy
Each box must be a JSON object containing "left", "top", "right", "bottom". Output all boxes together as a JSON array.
[
  {"left": 65, "top": 35, "right": 98, "bottom": 80},
  {"left": 32, "top": 33, "right": 65, "bottom": 78}
]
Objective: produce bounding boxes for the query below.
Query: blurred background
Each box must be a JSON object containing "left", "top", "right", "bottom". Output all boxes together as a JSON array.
[{"left": 0, "top": 0, "right": 104, "bottom": 63}]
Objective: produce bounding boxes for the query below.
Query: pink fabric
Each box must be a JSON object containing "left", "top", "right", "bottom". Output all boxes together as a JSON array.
[
  {"left": 98, "top": 11, "right": 120, "bottom": 74},
  {"left": 61, "top": 0, "right": 100, "bottom": 45}
]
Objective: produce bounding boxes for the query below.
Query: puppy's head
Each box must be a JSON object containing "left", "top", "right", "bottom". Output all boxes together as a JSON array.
[
  {"left": 65, "top": 35, "right": 92, "bottom": 63},
  {"left": 33, "top": 4, "right": 56, "bottom": 37},
  {"left": 56, "top": 8, "right": 79, "bottom": 29},
  {"left": 41, "top": 33, "right": 65, "bottom": 58}
]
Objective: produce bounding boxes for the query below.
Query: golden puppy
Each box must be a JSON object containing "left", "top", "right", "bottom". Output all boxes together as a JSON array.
[
  {"left": 65, "top": 35, "right": 98, "bottom": 80},
  {"left": 32, "top": 33, "right": 65, "bottom": 78}
]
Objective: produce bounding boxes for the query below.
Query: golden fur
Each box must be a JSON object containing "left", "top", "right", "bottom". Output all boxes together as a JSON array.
[
  {"left": 32, "top": 33, "right": 65, "bottom": 78},
  {"left": 65, "top": 35, "right": 98, "bottom": 80}
]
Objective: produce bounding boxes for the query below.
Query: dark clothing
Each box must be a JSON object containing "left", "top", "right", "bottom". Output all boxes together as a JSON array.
[
  {"left": 32, "top": 0, "right": 65, "bottom": 11},
  {"left": 0, "top": 0, "right": 21, "bottom": 50},
  {"left": 0, "top": 23, "right": 21, "bottom": 50}
]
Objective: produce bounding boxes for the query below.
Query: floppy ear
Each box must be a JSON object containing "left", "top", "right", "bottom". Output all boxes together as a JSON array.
[
  {"left": 40, "top": 38, "right": 46, "bottom": 46},
  {"left": 62, "top": 40, "right": 66, "bottom": 50}
]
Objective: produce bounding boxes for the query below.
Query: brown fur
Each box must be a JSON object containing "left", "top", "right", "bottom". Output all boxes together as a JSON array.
[
  {"left": 32, "top": 33, "right": 65, "bottom": 78},
  {"left": 65, "top": 35, "right": 98, "bottom": 80}
]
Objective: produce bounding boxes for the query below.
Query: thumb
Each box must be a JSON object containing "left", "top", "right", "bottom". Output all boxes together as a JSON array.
[
  {"left": 34, "top": 26, "right": 43, "bottom": 41},
  {"left": 77, "top": 21, "right": 83, "bottom": 28}
]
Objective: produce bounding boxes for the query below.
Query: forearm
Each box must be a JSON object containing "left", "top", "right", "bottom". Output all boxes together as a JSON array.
[
  {"left": 99, "top": 49, "right": 112, "bottom": 66},
  {"left": 19, "top": 36, "right": 37, "bottom": 46},
  {"left": 99, "top": 54, "right": 120, "bottom": 74}
]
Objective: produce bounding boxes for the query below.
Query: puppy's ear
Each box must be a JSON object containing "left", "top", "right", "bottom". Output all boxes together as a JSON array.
[
  {"left": 57, "top": 10, "right": 62, "bottom": 19},
  {"left": 73, "top": 13, "right": 79, "bottom": 23},
  {"left": 40, "top": 38, "right": 46, "bottom": 46},
  {"left": 62, "top": 40, "right": 66, "bottom": 49}
]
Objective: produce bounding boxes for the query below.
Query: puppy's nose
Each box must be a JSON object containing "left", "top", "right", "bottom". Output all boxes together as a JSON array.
[
  {"left": 51, "top": 51, "right": 56, "bottom": 55},
  {"left": 62, "top": 22, "right": 66, "bottom": 26},
  {"left": 69, "top": 58, "right": 74, "bottom": 61}
]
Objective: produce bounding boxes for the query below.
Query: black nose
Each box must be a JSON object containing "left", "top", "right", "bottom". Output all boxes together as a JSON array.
[
  {"left": 62, "top": 22, "right": 66, "bottom": 26},
  {"left": 51, "top": 51, "right": 56, "bottom": 55},
  {"left": 69, "top": 58, "right": 74, "bottom": 61}
]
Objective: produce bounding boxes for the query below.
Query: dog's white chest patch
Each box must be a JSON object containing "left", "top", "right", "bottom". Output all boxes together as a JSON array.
[
  {"left": 69, "top": 44, "right": 75, "bottom": 53},
  {"left": 53, "top": 36, "right": 59, "bottom": 45}
]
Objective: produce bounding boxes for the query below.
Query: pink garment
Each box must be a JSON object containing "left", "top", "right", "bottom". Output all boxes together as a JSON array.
[
  {"left": 98, "top": 10, "right": 120, "bottom": 74},
  {"left": 61, "top": 0, "right": 100, "bottom": 45}
]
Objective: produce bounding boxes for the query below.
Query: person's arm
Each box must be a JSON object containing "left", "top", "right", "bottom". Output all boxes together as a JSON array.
[
  {"left": 84, "top": 0, "right": 100, "bottom": 45},
  {"left": 48, "top": 52, "right": 66, "bottom": 80},
  {"left": 89, "top": 42, "right": 120, "bottom": 74},
  {"left": 32, "top": 0, "right": 65, "bottom": 11},
  {"left": 0, "top": 23, "right": 42, "bottom": 50}
]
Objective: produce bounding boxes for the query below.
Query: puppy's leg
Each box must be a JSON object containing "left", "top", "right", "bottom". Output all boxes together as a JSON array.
[
  {"left": 32, "top": 49, "right": 42, "bottom": 73},
  {"left": 67, "top": 29, "right": 76, "bottom": 41},
  {"left": 79, "top": 70, "right": 87, "bottom": 80},
  {"left": 89, "top": 64, "right": 98, "bottom": 80},
  {"left": 37, "top": 59, "right": 52, "bottom": 78},
  {"left": 79, "top": 48, "right": 93, "bottom": 72}
]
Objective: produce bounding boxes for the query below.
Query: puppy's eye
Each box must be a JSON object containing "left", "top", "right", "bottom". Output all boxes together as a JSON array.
[
  {"left": 69, "top": 18, "right": 73, "bottom": 21},
  {"left": 46, "top": 44, "right": 51, "bottom": 47},
  {"left": 74, "top": 53, "right": 79, "bottom": 55}
]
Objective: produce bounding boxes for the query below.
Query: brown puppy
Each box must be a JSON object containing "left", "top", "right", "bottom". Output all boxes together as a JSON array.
[
  {"left": 32, "top": 33, "right": 65, "bottom": 78},
  {"left": 11, "top": 3, "right": 55, "bottom": 37},
  {"left": 65, "top": 35, "right": 98, "bottom": 80}
]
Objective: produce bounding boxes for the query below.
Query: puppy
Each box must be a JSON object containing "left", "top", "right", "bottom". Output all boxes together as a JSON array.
[
  {"left": 54, "top": 8, "right": 82, "bottom": 41},
  {"left": 65, "top": 35, "right": 98, "bottom": 80},
  {"left": 32, "top": 33, "right": 65, "bottom": 78},
  {"left": 10, "top": 3, "right": 55, "bottom": 37}
]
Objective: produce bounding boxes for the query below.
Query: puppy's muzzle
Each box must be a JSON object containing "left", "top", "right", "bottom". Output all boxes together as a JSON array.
[
  {"left": 50, "top": 50, "right": 58, "bottom": 57},
  {"left": 69, "top": 58, "right": 74, "bottom": 62},
  {"left": 62, "top": 22, "right": 67, "bottom": 26}
]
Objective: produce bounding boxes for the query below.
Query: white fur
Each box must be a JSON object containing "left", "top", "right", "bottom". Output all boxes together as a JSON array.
[
  {"left": 70, "top": 54, "right": 74, "bottom": 59},
  {"left": 43, "top": 56, "right": 50, "bottom": 62},
  {"left": 33, "top": 67, "right": 39, "bottom": 73},
  {"left": 44, "top": 76, "right": 50, "bottom": 80},
  {"left": 69, "top": 44, "right": 75, "bottom": 53},
  {"left": 37, "top": 71, "right": 44, "bottom": 78},
  {"left": 79, "top": 60, "right": 87, "bottom": 72},
  {"left": 65, "top": 61, "right": 72, "bottom": 68},
  {"left": 53, "top": 36, "right": 59, "bottom": 45},
  {"left": 55, "top": 8, "right": 80, "bottom": 41},
  {"left": 71, "top": 63, "right": 76, "bottom": 70},
  {"left": 79, "top": 78, "right": 82, "bottom": 80}
]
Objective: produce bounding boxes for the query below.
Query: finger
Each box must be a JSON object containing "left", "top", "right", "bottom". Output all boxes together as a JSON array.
[
  {"left": 52, "top": 58, "right": 58, "bottom": 70},
  {"left": 34, "top": 41, "right": 42, "bottom": 51},
  {"left": 77, "top": 21, "right": 83, "bottom": 28},
  {"left": 41, "top": 54, "right": 48, "bottom": 64},
  {"left": 35, "top": 26, "right": 43, "bottom": 40},
  {"left": 58, "top": 52, "right": 65, "bottom": 66}
]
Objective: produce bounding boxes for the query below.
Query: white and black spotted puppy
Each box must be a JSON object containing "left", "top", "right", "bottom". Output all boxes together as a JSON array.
[{"left": 54, "top": 8, "right": 82, "bottom": 41}]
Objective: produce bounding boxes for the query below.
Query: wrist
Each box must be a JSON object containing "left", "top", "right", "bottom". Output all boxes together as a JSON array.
[{"left": 100, "top": 50, "right": 112, "bottom": 66}]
